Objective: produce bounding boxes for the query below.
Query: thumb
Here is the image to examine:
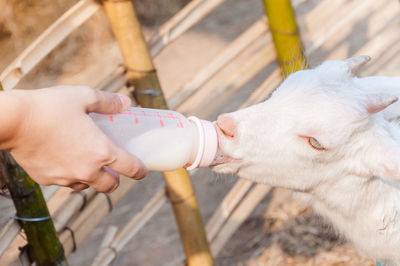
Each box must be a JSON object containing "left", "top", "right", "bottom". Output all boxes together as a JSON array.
[{"left": 86, "top": 89, "right": 131, "bottom": 114}]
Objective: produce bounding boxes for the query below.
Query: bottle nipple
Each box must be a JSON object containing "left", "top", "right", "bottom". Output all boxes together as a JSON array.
[{"left": 186, "top": 116, "right": 218, "bottom": 170}]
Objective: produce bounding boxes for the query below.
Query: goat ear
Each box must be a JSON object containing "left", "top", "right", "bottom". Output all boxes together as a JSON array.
[
  {"left": 346, "top": 55, "right": 371, "bottom": 75},
  {"left": 366, "top": 94, "right": 398, "bottom": 114}
]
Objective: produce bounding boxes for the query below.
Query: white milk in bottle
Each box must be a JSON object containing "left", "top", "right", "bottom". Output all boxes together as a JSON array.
[{"left": 90, "top": 107, "right": 218, "bottom": 171}]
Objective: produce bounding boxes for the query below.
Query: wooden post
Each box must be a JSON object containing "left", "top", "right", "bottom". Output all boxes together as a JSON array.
[
  {"left": 262, "top": 0, "right": 306, "bottom": 77},
  {"left": 0, "top": 152, "right": 67, "bottom": 265},
  {"left": 102, "top": 1, "right": 213, "bottom": 265}
]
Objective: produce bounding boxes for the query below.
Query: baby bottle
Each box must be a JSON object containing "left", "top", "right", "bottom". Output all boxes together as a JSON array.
[{"left": 90, "top": 107, "right": 218, "bottom": 171}]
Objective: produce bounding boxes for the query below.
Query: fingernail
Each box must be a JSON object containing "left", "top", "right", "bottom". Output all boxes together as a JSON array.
[
  {"left": 118, "top": 94, "right": 131, "bottom": 110},
  {"left": 137, "top": 164, "right": 148, "bottom": 180},
  {"left": 111, "top": 182, "right": 119, "bottom": 193}
]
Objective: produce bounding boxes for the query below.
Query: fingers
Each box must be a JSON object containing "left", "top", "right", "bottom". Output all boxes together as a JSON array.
[
  {"left": 107, "top": 145, "right": 148, "bottom": 180},
  {"left": 87, "top": 167, "right": 120, "bottom": 193},
  {"left": 81, "top": 87, "right": 146, "bottom": 179},
  {"left": 85, "top": 88, "right": 131, "bottom": 114},
  {"left": 68, "top": 167, "right": 120, "bottom": 193},
  {"left": 69, "top": 183, "right": 90, "bottom": 191}
]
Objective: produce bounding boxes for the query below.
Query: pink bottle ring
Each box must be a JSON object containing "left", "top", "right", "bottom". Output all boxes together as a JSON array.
[{"left": 186, "top": 116, "right": 218, "bottom": 170}]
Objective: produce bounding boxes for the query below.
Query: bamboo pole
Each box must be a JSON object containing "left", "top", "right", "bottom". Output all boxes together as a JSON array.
[
  {"left": 204, "top": 0, "right": 305, "bottom": 255},
  {"left": 99, "top": 226, "right": 118, "bottom": 250},
  {"left": 96, "top": 0, "right": 307, "bottom": 108},
  {"left": 0, "top": 81, "right": 67, "bottom": 265},
  {"left": 95, "top": 65, "right": 126, "bottom": 93},
  {"left": 0, "top": 0, "right": 100, "bottom": 90},
  {"left": 103, "top": 1, "right": 167, "bottom": 109},
  {"left": 210, "top": 184, "right": 271, "bottom": 256},
  {"left": 262, "top": 0, "right": 306, "bottom": 77},
  {"left": 239, "top": 69, "right": 281, "bottom": 109},
  {"left": 204, "top": 0, "right": 365, "bottom": 250},
  {"left": 204, "top": 70, "right": 281, "bottom": 253},
  {"left": 204, "top": 0, "right": 305, "bottom": 254},
  {"left": 0, "top": 0, "right": 223, "bottom": 251},
  {"left": 206, "top": 179, "right": 253, "bottom": 242},
  {"left": 9, "top": 180, "right": 131, "bottom": 263},
  {"left": 103, "top": 2, "right": 213, "bottom": 265},
  {"left": 0, "top": 186, "right": 62, "bottom": 257},
  {"left": 205, "top": 0, "right": 306, "bottom": 250},
  {"left": 91, "top": 188, "right": 167, "bottom": 266},
  {"left": 97, "top": 0, "right": 228, "bottom": 98},
  {"left": 53, "top": 187, "right": 97, "bottom": 232},
  {"left": 194, "top": 42, "right": 274, "bottom": 119},
  {"left": 0, "top": 152, "right": 67, "bottom": 265},
  {"left": 97, "top": 18, "right": 268, "bottom": 110},
  {"left": 163, "top": 169, "right": 213, "bottom": 265},
  {"left": 204, "top": 0, "right": 369, "bottom": 247},
  {"left": 211, "top": 2, "right": 384, "bottom": 245},
  {"left": 59, "top": 176, "right": 137, "bottom": 256},
  {"left": 0, "top": 0, "right": 385, "bottom": 262},
  {"left": 148, "top": 0, "right": 227, "bottom": 57},
  {"left": 95, "top": 59, "right": 281, "bottom": 266},
  {"left": 168, "top": 18, "right": 268, "bottom": 109},
  {"left": 0, "top": 219, "right": 20, "bottom": 257},
  {"left": 42, "top": 185, "right": 59, "bottom": 200}
]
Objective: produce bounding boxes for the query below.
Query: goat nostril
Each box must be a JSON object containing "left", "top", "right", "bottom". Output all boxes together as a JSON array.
[{"left": 216, "top": 114, "right": 236, "bottom": 138}]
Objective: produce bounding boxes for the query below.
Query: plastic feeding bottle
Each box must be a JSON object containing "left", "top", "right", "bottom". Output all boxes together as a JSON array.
[{"left": 90, "top": 107, "right": 218, "bottom": 171}]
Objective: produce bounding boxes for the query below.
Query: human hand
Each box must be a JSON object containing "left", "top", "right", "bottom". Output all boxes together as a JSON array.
[{"left": 0, "top": 86, "right": 147, "bottom": 193}]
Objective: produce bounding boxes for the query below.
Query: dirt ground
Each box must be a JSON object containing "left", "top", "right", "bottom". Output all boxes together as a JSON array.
[{"left": 1, "top": 0, "right": 400, "bottom": 265}]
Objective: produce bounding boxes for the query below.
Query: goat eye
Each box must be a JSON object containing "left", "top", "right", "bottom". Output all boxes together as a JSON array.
[{"left": 308, "top": 137, "right": 325, "bottom": 151}]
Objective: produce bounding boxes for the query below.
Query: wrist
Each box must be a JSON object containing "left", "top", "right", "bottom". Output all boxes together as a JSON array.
[{"left": 0, "top": 90, "right": 30, "bottom": 150}]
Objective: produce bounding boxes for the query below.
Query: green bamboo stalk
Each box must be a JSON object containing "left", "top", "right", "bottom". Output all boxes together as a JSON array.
[
  {"left": 262, "top": 0, "right": 307, "bottom": 77},
  {"left": 103, "top": 1, "right": 213, "bottom": 265},
  {"left": 0, "top": 83, "right": 67, "bottom": 265},
  {"left": 0, "top": 152, "right": 67, "bottom": 265}
]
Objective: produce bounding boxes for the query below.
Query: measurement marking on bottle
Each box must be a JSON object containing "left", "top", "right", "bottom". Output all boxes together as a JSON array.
[
  {"left": 156, "top": 112, "right": 164, "bottom": 127},
  {"left": 108, "top": 111, "right": 185, "bottom": 128}
]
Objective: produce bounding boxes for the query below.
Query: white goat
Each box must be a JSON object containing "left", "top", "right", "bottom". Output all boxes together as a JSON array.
[{"left": 213, "top": 56, "right": 400, "bottom": 265}]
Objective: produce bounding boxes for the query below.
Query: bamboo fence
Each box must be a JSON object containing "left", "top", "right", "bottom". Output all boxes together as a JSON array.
[
  {"left": 0, "top": 0, "right": 100, "bottom": 91},
  {"left": 92, "top": 188, "right": 167, "bottom": 266},
  {"left": 0, "top": 0, "right": 394, "bottom": 265},
  {"left": 0, "top": 0, "right": 227, "bottom": 263}
]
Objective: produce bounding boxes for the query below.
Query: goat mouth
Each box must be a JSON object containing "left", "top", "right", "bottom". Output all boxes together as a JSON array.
[
  {"left": 211, "top": 123, "right": 241, "bottom": 166},
  {"left": 209, "top": 149, "right": 239, "bottom": 166}
]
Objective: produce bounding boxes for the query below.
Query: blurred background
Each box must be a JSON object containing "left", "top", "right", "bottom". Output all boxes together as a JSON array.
[{"left": 1, "top": 0, "right": 399, "bottom": 265}]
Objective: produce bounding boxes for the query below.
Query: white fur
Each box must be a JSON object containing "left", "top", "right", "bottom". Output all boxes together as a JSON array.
[{"left": 213, "top": 56, "right": 400, "bottom": 265}]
